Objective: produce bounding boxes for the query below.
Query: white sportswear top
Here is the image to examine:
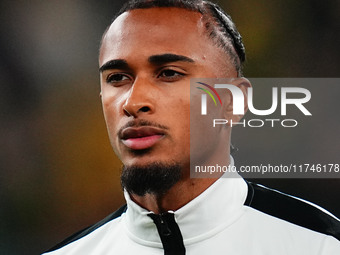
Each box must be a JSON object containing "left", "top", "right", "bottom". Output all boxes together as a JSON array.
[{"left": 44, "top": 168, "right": 340, "bottom": 254}]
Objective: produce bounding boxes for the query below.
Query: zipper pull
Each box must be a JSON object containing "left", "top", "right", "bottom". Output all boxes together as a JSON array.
[
  {"left": 159, "top": 213, "right": 172, "bottom": 236},
  {"left": 148, "top": 212, "right": 186, "bottom": 254},
  {"left": 148, "top": 213, "right": 172, "bottom": 236}
]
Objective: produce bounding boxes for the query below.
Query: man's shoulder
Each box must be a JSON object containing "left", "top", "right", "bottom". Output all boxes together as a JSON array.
[
  {"left": 245, "top": 181, "right": 340, "bottom": 241},
  {"left": 43, "top": 204, "right": 127, "bottom": 254}
]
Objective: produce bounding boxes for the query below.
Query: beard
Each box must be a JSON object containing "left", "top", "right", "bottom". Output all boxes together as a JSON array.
[{"left": 121, "top": 162, "right": 182, "bottom": 197}]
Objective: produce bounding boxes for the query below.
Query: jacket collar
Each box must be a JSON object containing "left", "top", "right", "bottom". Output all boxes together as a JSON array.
[{"left": 123, "top": 157, "right": 248, "bottom": 247}]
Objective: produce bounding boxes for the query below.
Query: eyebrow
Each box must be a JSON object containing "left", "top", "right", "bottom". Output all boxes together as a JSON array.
[
  {"left": 99, "top": 59, "right": 129, "bottom": 72},
  {"left": 99, "top": 54, "right": 194, "bottom": 73},
  {"left": 148, "top": 53, "right": 195, "bottom": 65}
]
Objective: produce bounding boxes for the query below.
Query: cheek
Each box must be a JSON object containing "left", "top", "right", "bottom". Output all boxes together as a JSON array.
[
  {"left": 177, "top": 105, "right": 191, "bottom": 155},
  {"left": 163, "top": 96, "right": 190, "bottom": 142},
  {"left": 189, "top": 92, "right": 226, "bottom": 161},
  {"left": 101, "top": 91, "right": 126, "bottom": 131},
  {"left": 101, "top": 93, "right": 127, "bottom": 158}
]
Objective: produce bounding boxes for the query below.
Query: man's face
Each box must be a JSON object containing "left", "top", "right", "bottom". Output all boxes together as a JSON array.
[{"left": 99, "top": 8, "right": 237, "bottom": 172}]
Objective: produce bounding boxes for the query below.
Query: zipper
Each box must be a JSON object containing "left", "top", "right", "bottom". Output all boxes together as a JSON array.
[{"left": 148, "top": 212, "right": 186, "bottom": 255}]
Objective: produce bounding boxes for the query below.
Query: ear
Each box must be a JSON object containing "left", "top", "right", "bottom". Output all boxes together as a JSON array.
[{"left": 222, "top": 78, "right": 252, "bottom": 123}]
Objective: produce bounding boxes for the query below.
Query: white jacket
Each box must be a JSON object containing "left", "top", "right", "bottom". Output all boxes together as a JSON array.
[{"left": 43, "top": 171, "right": 340, "bottom": 254}]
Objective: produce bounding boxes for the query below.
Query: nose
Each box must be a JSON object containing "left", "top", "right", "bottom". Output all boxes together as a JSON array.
[{"left": 123, "top": 78, "right": 155, "bottom": 118}]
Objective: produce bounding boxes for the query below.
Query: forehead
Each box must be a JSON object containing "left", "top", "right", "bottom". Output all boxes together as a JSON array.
[
  {"left": 100, "top": 8, "right": 214, "bottom": 64},
  {"left": 116, "top": 7, "right": 204, "bottom": 30}
]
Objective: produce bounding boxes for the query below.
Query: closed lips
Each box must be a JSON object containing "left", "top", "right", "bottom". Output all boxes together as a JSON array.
[{"left": 120, "top": 126, "right": 165, "bottom": 150}]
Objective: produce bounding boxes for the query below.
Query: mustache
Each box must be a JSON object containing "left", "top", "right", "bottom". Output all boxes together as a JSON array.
[{"left": 117, "top": 119, "right": 169, "bottom": 137}]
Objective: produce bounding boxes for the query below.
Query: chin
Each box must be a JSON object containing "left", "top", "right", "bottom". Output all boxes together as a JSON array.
[
  {"left": 123, "top": 151, "right": 175, "bottom": 165},
  {"left": 120, "top": 161, "right": 182, "bottom": 196}
]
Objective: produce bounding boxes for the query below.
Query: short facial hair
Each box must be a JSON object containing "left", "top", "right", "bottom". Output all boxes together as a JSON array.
[{"left": 121, "top": 162, "right": 182, "bottom": 197}]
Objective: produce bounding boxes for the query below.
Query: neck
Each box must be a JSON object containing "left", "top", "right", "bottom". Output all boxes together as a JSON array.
[
  {"left": 130, "top": 176, "right": 219, "bottom": 214},
  {"left": 130, "top": 156, "right": 230, "bottom": 214}
]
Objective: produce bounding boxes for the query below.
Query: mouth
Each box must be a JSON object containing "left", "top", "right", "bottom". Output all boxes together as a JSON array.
[{"left": 120, "top": 126, "right": 165, "bottom": 150}]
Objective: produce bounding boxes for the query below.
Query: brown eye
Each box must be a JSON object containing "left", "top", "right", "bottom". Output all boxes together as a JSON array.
[
  {"left": 158, "top": 69, "right": 184, "bottom": 81},
  {"left": 107, "top": 74, "right": 130, "bottom": 83}
]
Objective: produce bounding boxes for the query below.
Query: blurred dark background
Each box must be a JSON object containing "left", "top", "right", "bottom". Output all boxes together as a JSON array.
[{"left": 0, "top": 0, "right": 339, "bottom": 254}]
